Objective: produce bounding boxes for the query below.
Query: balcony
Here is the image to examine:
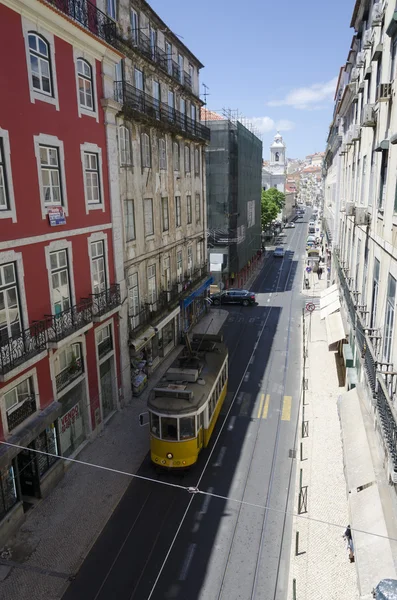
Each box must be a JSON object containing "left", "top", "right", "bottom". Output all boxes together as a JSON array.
[
  {"left": 118, "top": 31, "right": 195, "bottom": 96},
  {"left": 98, "top": 336, "right": 113, "bottom": 359},
  {"left": 7, "top": 395, "right": 36, "bottom": 432},
  {"left": 90, "top": 284, "right": 121, "bottom": 320},
  {"left": 45, "top": 0, "right": 118, "bottom": 49},
  {"left": 0, "top": 322, "right": 47, "bottom": 378},
  {"left": 46, "top": 302, "right": 92, "bottom": 345},
  {"left": 114, "top": 82, "right": 210, "bottom": 143},
  {"left": 55, "top": 358, "right": 84, "bottom": 393}
]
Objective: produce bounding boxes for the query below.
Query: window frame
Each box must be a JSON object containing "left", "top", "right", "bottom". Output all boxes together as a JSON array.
[
  {"left": 147, "top": 264, "right": 157, "bottom": 304},
  {"left": 162, "top": 197, "right": 169, "bottom": 232},
  {"left": 106, "top": 0, "right": 117, "bottom": 20},
  {"left": 39, "top": 145, "right": 62, "bottom": 207},
  {"left": 91, "top": 240, "right": 107, "bottom": 295},
  {"left": 125, "top": 199, "right": 136, "bottom": 241},
  {"left": 1, "top": 368, "right": 40, "bottom": 436},
  {"left": 34, "top": 134, "right": 68, "bottom": 218},
  {"left": 195, "top": 193, "right": 201, "bottom": 223},
  {"left": 27, "top": 32, "right": 53, "bottom": 97},
  {"left": 80, "top": 143, "right": 104, "bottom": 213},
  {"left": 22, "top": 21, "right": 59, "bottom": 110},
  {"left": 0, "top": 130, "right": 16, "bottom": 222},
  {"left": 159, "top": 138, "right": 167, "bottom": 170},
  {"left": 144, "top": 198, "right": 154, "bottom": 236},
  {"left": 187, "top": 194, "right": 192, "bottom": 224},
  {"left": 0, "top": 262, "right": 22, "bottom": 343},
  {"left": 177, "top": 250, "right": 183, "bottom": 282},
  {"left": 173, "top": 141, "right": 180, "bottom": 171},
  {"left": 175, "top": 196, "right": 182, "bottom": 228},
  {"left": 119, "top": 125, "right": 132, "bottom": 166},
  {"left": 194, "top": 147, "right": 200, "bottom": 175},
  {"left": 141, "top": 133, "right": 151, "bottom": 168},
  {"left": 184, "top": 144, "right": 191, "bottom": 173},
  {"left": 128, "top": 272, "right": 140, "bottom": 321},
  {"left": 50, "top": 248, "right": 71, "bottom": 315},
  {"left": 76, "top": 57, "right": 95, "bottom": 114}
]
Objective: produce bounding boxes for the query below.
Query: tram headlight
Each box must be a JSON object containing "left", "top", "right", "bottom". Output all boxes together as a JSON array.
[{"left": 166, "top": 453, "right": 173, "bottom": 459}]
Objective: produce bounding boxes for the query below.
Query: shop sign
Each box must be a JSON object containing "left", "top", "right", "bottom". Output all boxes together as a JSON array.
[
  {"left": 60, "top": 404, "right": 80, "bottom": 433},
  {"left": 48, "top": 207, "right": 66, "bottom": 227}
]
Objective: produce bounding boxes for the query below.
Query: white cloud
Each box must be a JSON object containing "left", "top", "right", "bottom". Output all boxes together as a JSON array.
[
  {"left": 267, "top": 78, "right": 338, "bottom": 110},
  {"left": 248, "top": 117, "right": 295, "bottom": 135}
]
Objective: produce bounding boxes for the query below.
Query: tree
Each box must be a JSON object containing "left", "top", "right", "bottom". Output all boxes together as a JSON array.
[{"left": 261, "top": 188, "right": 285, "bottom": 230}]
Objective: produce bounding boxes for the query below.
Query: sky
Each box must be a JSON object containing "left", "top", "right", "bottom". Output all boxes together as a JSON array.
[{"left": 148, "top": 0, "right": 354, "bottom": 159}]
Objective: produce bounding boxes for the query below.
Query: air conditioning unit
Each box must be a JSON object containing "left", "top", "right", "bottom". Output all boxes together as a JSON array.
[
  {"left": 346, "top": 130, "right": 354, "bottom": 146},
  {"left": 345, "top": 201, "right": 354, "bottom": 216},
  {"left": 372, "top": 3, "right": 384, "bottom": 26},
  {"left": 377, "top": 83, "right": 392, "bottom": 101},
  {"left": 355, "top": 207, "right": 371, "bottom": 225},
  {"left": 352, "top": 124, "right": 361, "bottom": 141},
  {"left": 363, "top": 28, "right": 374, "bottom": 49},
  {"left": 356, "top": 51, "right": 365, "bottom": 67},
  {"left": 361, "top": 104, "right": 377, "bottom": 127},
  {"left": 351, "top": 67, "right": 359, "bottom": 82}
]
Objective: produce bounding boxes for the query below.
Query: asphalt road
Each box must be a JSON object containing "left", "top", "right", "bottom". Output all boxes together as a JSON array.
[{"left": 62, "top": 215, "right": 310, "bottom": 600}]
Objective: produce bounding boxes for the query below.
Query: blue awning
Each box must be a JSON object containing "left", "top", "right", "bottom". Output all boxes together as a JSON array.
[{"left": 182, "top": 277, "right": 213, "bottom": 308}]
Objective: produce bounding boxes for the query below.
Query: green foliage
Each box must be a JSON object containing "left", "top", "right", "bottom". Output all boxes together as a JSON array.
[{"left": 261, "top": 188, "right": 285, "bottom": 229}]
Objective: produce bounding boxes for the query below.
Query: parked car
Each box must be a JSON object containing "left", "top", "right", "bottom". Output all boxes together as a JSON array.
[
  {"left": 210, "top": 289, "right": 256, "bottom": 306},
  {"left": 289, "top": 222, "right": 295, "bottom": 228},
  {"left": 273, "top": 247, "right": 285, "bottom": 257}
]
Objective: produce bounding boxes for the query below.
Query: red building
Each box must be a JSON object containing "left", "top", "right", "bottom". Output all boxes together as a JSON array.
[{"left": 0, "top": 0, "right": 122, "bottom": 542}]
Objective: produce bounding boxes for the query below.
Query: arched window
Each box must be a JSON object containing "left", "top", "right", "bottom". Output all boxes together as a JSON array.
[
  {"left": 77, "top": 59, "right": 94, "bottom": 110},
  {"left": 275, "top": 152, "right": 280, "bottom": 162},
  {"left": 28, "top": 33, "right": 52, "bottom": 95},
  {"left": 119, "top": 126, "right": 131, "bottom": 165}
]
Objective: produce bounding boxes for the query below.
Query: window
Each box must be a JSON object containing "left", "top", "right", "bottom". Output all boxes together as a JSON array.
[
  {"left": 162, "top": 197, "right": 169, "bottom": 231},
  {"left": 191, "top": 104, "right": 196, "bottom": 122},
  {"left": 0, "top": 263, "right": 21, "bottom": 344},
  {"left": 144, "top": 198, "right": 154, "bottom": 236},
  {"left": 134, "top": 67, "right": 144, "bottom": 91},
  {"left": 36, "top": 425, "right": 59, "bottom": 477},
  {"left": 173, "top": 142, "right": 180, "bottom": 171},
  {"left": 107, "top": 0, "right": 116, "bottom": 19},
  {"left": 168, "top": 90, "right": 175, "bottom": 121},
  {"left": 141, "top": 133, "right": 151, "bottom": 168},
  {"left": 175, "top": 196, "right": 181, "bottom": 227},
  {"left": 165, "top": 41, "right": 172, "bottom": 75},
  {"left": 0, "top": 465, "right": 18, "bottom": 521},
  {"left": 39, "top": 146, "right": 62, "bottom": 205},
  {"left": 150, "top": 412, "right": 160, "bottom": 436},
  {"left": 187, "top": 246, "right": 193, "bottom": 276},
  {"left": 77, "top": 59, "right": 94, "bottom": 111},
  {"left": 50, "top": 249, "right": 70, "bottom": 315},
  {"left": 119, "top": 126, "right": 131, "bottom": 166},
  {"left": 194, "top": 147, "right": 200, "bottom": 175},
  {"left": 84, "top": 152, "right": 101, "bottom": 204},
  {"left": 360, "top": 155, "right": 366, "bottom": 205},
  {"left": 195, "top": 193, "right": 201, "bottom": 223},
  {"left": 197, "top": 241, "right": 202, "bottom": 266},
  {"left": 379, "top": 150, "right": 388, "bottom": 210},
  {"left": 370, "top": 258, "right": 380, "bottom": 328},
  {"left": 91, "top": 241, "right": 106, "bottom": 294},
  {"left": 149, "top": 25, "right": 157, "bottom": 60},
  {"left": 159, "top": 139, "right": 167, "bottom": 170},
  {"left": 187, "top": 195, "right": 192, "bottom": 224},
  {"left": 130, "top": 9, "right": 139, "bottom": 44},
  {"left": 0, "top": 139, "right": 9, "bottom": 211},
  {"left": 153, "top": 80, "right": 160, "bottom": 105},
  {"left": 177, "top": 250, "right": 183, "bottom": 282},
  {"left": 184, "top": 145, "right": 191, "bottom": 173},
  {"left": 128, "top": 273, "right": 140, "bottom": 323},
  {"left": 180, "top": 416, "right": 195, "bottom": 439},
  {"left": 180, "top": 98, "right": 186, "bottom": 130},
  {"left": 97, "top": 325, "right": 112, "bottom": 357},
  {"left": 57, "top": 343, "right": 81, "bottom": 375},
  {"left": 148, "top": 264, "right": 156, "bottom": 304},
  {"left": 178, "top": 54, "right": 184, "bottom": 83},
  {"left": 188, "top": 63, "right": 194, "bottom": 84},
  {"left": 164, "top": 257, "right": 171, "bottom": 290},
  {"left": 161, "top": 416, "right": 177, "bottom": 440},
  {"left": 125, "top": 200, "right": 135, "bottom": 241},
  {"left": 28, "top": 33, "right": 52, "bottom": 96},
  {"left": 5, "top": 377, "right": 34, "bottom": 416},
  {"left": 383, "top": 274, "right": 396, "bottom": 362}
]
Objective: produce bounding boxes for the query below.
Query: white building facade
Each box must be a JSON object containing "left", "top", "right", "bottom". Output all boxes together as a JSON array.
[
  {"left": 324, "top": 0, "right": 397, "bottom": 484},
  {"left": 262, "top": 132, "right": 287, "bottom": 192}
]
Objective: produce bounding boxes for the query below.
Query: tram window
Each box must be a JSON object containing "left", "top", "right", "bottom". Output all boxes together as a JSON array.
[
  {"left": 161, "top": 416, "right": 178, "bottom": 440},
  {"left": 150, "top": 412, "right": 160, "bottom": 436},
  {"left": 180, "top": 416, "right": 196, "bottom": 439}
]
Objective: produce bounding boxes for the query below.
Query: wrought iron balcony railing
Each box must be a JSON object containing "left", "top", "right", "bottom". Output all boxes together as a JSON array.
[
  {"left": 45, "top": 0, "right": 118, "bottom": 49},
  {"left": 55, "top": 358, "right": 84, "bottom": 393},
  {"left": 46, "top": 302, "right": 93, "bottom": 344},
  {"left": 183, "top": 71, "right": 192, "bottom": 90},
  {"left": 114, "top": 81, "right": 210, "bottom": 142},
  {"left": 90, "top": 284, "right": 121, "bottom": 318},
  {"left": 0, "top": 321, "right": 47, "bottom": 376},
  {"left": 98, "top": 336, "right": 113, "bottom": 359},
  {"left": 7, "top": 395, "right": 36, "bottom": 432}
]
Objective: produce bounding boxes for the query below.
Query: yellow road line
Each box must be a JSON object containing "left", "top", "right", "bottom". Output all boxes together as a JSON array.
[
  {"left": 257, "top": 393, "right": 265, "bottom": 419},
  {"left": 262, "top": 394, "right": 270, "bottom": 419},
  {"left": 281, "top": 396, "right": 292, "bottom": 421}
]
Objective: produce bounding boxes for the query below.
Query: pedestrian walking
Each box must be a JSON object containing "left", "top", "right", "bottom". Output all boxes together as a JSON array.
[
  {"left": 317, "top": 267, "right": 323, "bottom": 280},
  {"left": 343, "top": 525, "right": 355, "bottom": 563}
]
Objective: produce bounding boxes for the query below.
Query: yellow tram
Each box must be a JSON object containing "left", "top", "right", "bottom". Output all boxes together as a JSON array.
[{"left": 147, "top": 333, "right": 228, "bottom": 468}]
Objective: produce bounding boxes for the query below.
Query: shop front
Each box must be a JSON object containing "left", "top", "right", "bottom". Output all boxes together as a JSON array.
[
  {"left": 130, "top": 306, "right": 181, "bottom": 396},
  {"left": 58, "top": 382, "right": 87, "bottom": 458},
  {"left": 181, "top": 276, "right": 213, "bottom": 333}
]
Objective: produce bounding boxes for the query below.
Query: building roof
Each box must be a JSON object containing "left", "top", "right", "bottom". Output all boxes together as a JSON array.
[
  {"left": 200, "top": 108, "right": 225, "bottom": 121},
  {"left": 271, "top": 131, "right": 286, "bottom": 148}
]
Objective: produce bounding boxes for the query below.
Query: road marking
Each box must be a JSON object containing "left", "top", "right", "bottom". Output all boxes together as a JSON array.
[
  {"left": 191, "top": 522, "right": 200, "bottom": 533},
  {"left": 250, "top": 355, "right": 255, "bottom": 365},
  {"left": 213, "top": 446, "right": 226, "bottom": 467},
  {"left": 257, "top": 393, "right": 265, "bottom": 419},
  {"left": 200, "top": 488, "right": 213, "bottom": 514},
  {"left": 262, "top": 394, "right": 270, "bottom": 419},
  {"left": 228, "top": 416, "right": 236, "bottom": 431},
  {"left": 281, "top": 396, "right": 292, "bottom": 421},
  {"left": 179, "top": 543, "right": 196, "bottom": 581},
  {"left": 236, "top": 392, "right": 244, "bottom": 405},
  {"left": 267, "top": 298, "right": 270, "bottom": 302},
  {"left": 244, "top": 372, "right": 250, "bottom": 382}
]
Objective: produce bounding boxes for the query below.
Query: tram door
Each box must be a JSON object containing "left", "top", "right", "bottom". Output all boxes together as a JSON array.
[{"left": 197, "top": 412, "right": 204, "bottom": 449}]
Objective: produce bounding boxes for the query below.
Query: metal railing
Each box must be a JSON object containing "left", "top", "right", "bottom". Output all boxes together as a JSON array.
[
  {"left": 46, "top": 302, "right": 93, "bottom": 343},
  {"left": 55, "top": 358, "right": 84, "bottom": 393},
  {"left": 114, "top": 81, "right": 210, "bottom": 142},
  {"left": 7, "top": 395, "right": 36, "bottom": 432},
  {"left": 377, "top": 375, "right": 397, "bottom": 481},
  {"left": 45, "top": 0, "right": 118, "bottom": 49},
  {"left": 183, "top": 71, "right": 192, "bottom": 90},
  {"left": 0, "top": 321, "right": 47, "bottom": 376},
  {"left": 90, "top": 284, "right": 121, "bottom": 318}
]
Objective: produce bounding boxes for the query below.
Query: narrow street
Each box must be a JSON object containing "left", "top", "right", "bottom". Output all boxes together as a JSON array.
[{"left": 62, "top": 217, "right": 308, "bottom": 600}]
